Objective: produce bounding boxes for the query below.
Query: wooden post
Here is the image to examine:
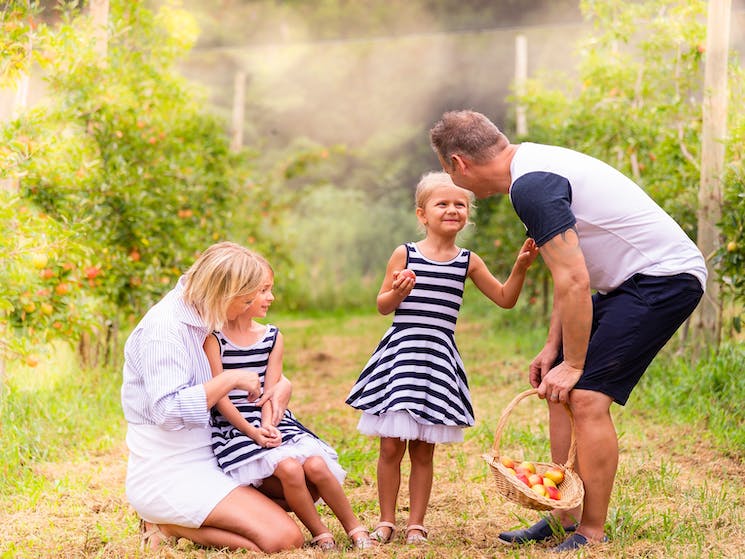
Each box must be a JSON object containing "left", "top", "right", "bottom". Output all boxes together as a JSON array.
[
  {"left": 230, "top": 71, "right": 246, "bottom": 152},
  {"left": 693, "top": 0, "right": 731, "bottom": 349},
  {"left": 89, "top": 0, "right": 109, "bottom": 63},
  {"left": 514, "top": 34, "right": 528, "bottom": 137}
]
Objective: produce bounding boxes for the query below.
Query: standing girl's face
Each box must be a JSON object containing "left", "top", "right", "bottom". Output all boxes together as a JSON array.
[
  {"left": 243, "top": 271, "right": 275, "bottom": 319},
  {"left": 416, "top": 185, "right": 470, "bottom": 234}
]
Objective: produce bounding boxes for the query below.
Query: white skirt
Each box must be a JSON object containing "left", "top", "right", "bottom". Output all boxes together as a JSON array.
[
  {"left": 357, "top": 410, "right": 464, "bottom": 443},
  {"left": 126, "top": 424, "right": 240, "bottom": 528},
  {"left": 226, "top": 433, "right": 347, "bottom": 488}
]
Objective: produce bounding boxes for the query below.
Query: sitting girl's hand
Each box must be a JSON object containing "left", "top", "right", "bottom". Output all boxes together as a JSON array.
[{"left": 255, "top": 425, "right": 282, "bottom": 448}]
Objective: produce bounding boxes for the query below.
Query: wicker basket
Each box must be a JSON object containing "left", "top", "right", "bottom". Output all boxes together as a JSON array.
[{"left": 483, "top": 388, "right": 584, "bottom": 511}]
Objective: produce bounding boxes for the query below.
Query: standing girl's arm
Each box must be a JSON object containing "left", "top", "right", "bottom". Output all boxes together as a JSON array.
[
  {"left": 468, "top": 238, "right": 539, "bottom": 308},
  {"left": 376, "top": 245, "right": 416, "bottom": 315},
  {"left": 260, "top": 330, "right": 284, "bottom": 441},
  {"left": 204, "top": 334, "right": 279, "bottom": 448}
]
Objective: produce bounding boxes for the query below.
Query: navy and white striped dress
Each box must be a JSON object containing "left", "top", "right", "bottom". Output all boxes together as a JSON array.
[
  {"left": 210, "top": 324, "right": 345, "bottom": 487},
  {"left": 346, "top": 243, "right": 474, "bottom": 443}
]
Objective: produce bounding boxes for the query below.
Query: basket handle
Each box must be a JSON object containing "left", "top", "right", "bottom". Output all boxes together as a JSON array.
[{"left": 491, "top": 388, "right": 578, "bottom": 471}]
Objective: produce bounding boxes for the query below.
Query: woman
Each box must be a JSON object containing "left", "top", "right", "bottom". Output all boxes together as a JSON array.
[{"left": 121, "top": 242, "right": 303, "bottom": 551}]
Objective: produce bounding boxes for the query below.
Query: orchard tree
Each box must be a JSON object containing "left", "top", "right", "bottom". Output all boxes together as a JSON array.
[{"left": 2, "top": 1, "right": 283, "bottom": 366}]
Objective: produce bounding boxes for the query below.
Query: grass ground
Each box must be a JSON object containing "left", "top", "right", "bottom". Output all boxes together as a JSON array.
[{"left": 1, "top": 307, "right": 743, "bottom": 558}]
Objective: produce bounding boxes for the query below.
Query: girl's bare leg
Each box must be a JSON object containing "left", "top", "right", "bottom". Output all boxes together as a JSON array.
[
  {"left": 376, "top": 437, "right": 406, "bottom": 538},
  {"left": 406, "top": 440, "right": 435, "bottom": 536},
  {"left": 302, "top": 456, "right": 362, "bottom": 536},
  {"left": 274, "top": 458, "right": 329, "bottom": 539}
]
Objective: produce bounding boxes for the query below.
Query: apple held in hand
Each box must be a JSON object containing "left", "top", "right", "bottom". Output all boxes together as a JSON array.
[{"left": 399, "top": 269, "right": 416, "bottom": 280}]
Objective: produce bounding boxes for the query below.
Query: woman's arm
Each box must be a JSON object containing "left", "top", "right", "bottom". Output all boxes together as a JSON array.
[{"left": 376, "top": 245, "right": 415, "bottom": 315}]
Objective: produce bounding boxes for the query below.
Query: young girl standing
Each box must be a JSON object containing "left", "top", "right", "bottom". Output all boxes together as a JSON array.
[
  {"left": 205, "top": 257, "right": 374, "bottom": 551},
  {"left": 346, "top": 171, "right": 538, "bottom": 545}
]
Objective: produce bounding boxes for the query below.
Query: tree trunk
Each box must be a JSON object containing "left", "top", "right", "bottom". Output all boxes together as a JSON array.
[{"left": 692, "top": 0, "right": 731, "bottom": 351}]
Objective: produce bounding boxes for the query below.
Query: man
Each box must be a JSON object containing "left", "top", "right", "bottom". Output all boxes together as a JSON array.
[{"left": 430, "top": 110, "right": 706, "bottom": 552}]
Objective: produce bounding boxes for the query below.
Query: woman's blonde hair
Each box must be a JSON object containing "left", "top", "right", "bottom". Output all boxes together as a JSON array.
[{"left": 182, "top": 242, "right": 265, "bottom": 331}]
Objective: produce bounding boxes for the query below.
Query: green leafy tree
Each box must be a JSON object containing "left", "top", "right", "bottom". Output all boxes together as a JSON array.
[{"left": 1, "top": 1, "right": 284, "bottom": 365}]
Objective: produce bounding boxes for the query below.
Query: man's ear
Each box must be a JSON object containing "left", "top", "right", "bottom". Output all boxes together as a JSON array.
[{"left": 451, "top": 153, "right": 467, "bottom": 174}]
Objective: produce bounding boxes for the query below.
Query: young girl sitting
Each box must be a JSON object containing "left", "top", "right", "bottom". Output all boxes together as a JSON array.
[
  {"left": 205, "top": 256, "right": 374, "bottom": 551},
  {"left": 346, "top": 171, "right": 538, "bottom": 545}
]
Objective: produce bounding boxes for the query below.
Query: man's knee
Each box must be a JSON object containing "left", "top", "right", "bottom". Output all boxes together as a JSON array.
[{"left": 569, "top": 389, "right": 613, "bottom": 421}]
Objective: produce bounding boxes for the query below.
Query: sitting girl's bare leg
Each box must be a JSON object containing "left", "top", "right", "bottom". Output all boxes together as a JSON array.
[
  {"left": 302, "top": 456, "right": 362, "bottom": 537},
  {"left": 274, "top": 458, "right": 329, "bottom": 539}
]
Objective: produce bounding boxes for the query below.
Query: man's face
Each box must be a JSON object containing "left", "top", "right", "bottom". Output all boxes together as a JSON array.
[{"left": 437, "top": 153, "right": 493, "bottom": 199}]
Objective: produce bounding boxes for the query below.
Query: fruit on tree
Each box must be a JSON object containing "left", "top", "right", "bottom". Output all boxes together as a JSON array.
[{"left": 32, "top": 253, "right": 49, "bottom": 269}]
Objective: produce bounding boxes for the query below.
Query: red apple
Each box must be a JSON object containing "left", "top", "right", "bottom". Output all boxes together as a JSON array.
[
  {"left": 399, "top": 269, "right": 416, "bottom": 280},
  {"left": 546, "top": 485, "right": 562, "bottom": 500},
  {"left": 527, "top": 474, "right": 543, "bottom": 487},
  {"left": 518, "top": 461, "right": 537, "bottom": 474},
  {"left": 515, "top": 473, "right": 530, "bottom": 486}
]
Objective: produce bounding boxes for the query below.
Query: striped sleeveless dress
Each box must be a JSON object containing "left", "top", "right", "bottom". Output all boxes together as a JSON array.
[
  {"left": 210, "top": 324, "right": 345, "bottom": 487},
  {"left": 345, "top": 242, "right": 474, "bottom": 443}
]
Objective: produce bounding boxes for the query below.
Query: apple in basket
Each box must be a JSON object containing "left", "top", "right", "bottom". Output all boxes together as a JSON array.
[
  {"left": 546, "top": 485, "right": 562, "bottom": 500},
  {"left": 500, "top": 456, "right": 516, "bottom": 469},
  {"left": 544, "top": 468, "right": 565, "bottom": 485},
  {"left": 518, "top": 461, "right": 537, "bottom": 474}
]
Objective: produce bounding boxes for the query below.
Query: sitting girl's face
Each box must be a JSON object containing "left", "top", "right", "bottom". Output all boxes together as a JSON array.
[{"left": 226, "top": 292, "right": 258, "bottom": 321}]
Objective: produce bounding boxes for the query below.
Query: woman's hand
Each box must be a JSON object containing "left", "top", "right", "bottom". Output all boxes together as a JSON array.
[
  {"left": 256, "top": 376, "right": 292, "bottom": 425},
  {"left": 233, "top": 370, "right": 262, "bottom": 401}
]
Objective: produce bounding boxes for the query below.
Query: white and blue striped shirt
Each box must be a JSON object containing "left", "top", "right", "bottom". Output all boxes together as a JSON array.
[{"left": 121, "top": 278, "right": 212, "bottom": 430}]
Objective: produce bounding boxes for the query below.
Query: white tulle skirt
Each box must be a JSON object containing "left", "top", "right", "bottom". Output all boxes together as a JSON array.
[
  {"left": 357, "top": 410, "right": 464, "bottom": 443},
  {"left": 226, "top": 433, "right": 347, "bottom": 488}
]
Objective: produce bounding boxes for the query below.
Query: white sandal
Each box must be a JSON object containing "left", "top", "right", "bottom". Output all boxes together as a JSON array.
[
  {"left": 370, "top": 521, "right": 397, "bottom": 544},
  {"left": 347, "top": 525, "right": 377, "bottom": 549},
  {"left": 310, "top": 532, "right": 337, "bottom": 551},
  {"left": 405, "top": 524, "right": 429, "bottom": 545}
]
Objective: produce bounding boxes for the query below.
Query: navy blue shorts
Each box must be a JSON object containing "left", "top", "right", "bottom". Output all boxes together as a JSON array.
[{"left": 565, "top": 273, "right": 703, "bottom": 405}]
